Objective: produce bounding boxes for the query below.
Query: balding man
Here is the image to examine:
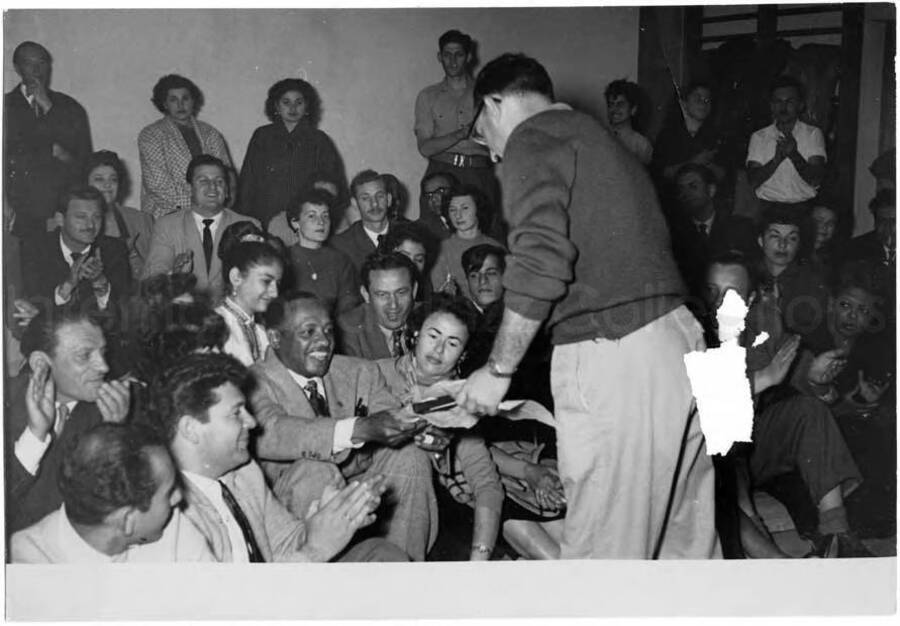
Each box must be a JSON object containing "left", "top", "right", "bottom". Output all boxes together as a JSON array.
[
  {"left": 4, "top": 41, "right": 92, "bottom": 241},
  {"left": 11, "top": 423, "right": 213, "bottom": 563}
]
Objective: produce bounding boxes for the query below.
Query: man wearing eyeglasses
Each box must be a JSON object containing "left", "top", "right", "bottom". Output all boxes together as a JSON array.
[
  {"left": 457, "top": 53, "right": 720, "bottom": 560},
  {"left": 413, "top": 30, "right": 500, "bottom": 228},
  {"left": 415, "top": 172, "right": 457, "bottom": 243},
  {"left": 747, "top": 75, "right": 826, "bottom": 206}
]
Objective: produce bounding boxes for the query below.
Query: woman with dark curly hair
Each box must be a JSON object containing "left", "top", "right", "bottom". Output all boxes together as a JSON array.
[
  {"left": 236, "top": 78, "right": 346, "bottom": 229},
  {"left": 138, "top": 74, "right": 232, "bottom": 218}
]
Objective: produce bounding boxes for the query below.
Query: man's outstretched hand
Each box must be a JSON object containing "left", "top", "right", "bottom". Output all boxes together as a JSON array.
[
  {"left": 455, "top": 365, "right": 510, "bottom": 416},
  {"left": 302, "top": 476, "right": 386, "bottom": 562},
  {"left": 351, "top": 409, "right": 427, "bottom": 447}
]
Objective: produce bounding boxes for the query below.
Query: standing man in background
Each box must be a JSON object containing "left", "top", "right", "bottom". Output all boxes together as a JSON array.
[
  {"left": 414, "top": 30, "right": 501, "bottom": 232},
  {"left": 4, "top": 41, "right": 92, "bottom": 242},
  {"left": 458, "top": 53, "right": 720, "bottom": 560}
]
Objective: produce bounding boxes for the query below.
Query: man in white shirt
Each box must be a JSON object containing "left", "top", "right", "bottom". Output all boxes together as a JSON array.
[
  {"left": 145, "top": 351, "right": 407, "bottom": 562},
  {"left": 746, "top": 75, "right": 826, "bottom": 205},
  {"left": 250, "top": 292, "right": 439, "bottom": 560},
  {"left": 604, "top": 79, "right": 653, "bottom": 165},
  {"left": 5, "top": 309, "right": 131, "bottom": 533},
  {"left": 11, "top": 422, "right": 213, "bottom": 563},
  {"left": 142, "top": 155, "right": 259, "bottom": 297}
]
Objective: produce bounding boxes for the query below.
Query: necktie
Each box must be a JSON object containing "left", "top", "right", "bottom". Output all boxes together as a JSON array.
[
  {"left": 697, "top": 223, "right": 708, "bottom": 238},
  {"left": 304, "top": 380, "right": 330, "bottom": 417},
  {"left": 32, "top": 98, "right": 42, "bottom": 119},
  {"left": 70, "top": 251, "right": 82, "bottom": 266},
  {"left": 391, "top": 328, "right": 405, "bottom": 357},
  {"left": 54, "top": 404, "right": 70, "bottom": 436},
  {"left": 202, "top": 219, "right": 214, "bottom": 273},
  {"left": 219, "top": 481, "right": 264, "bottom": 563},
  {"left": 376, "top": 234, "right": 385, "bottom": 249}
]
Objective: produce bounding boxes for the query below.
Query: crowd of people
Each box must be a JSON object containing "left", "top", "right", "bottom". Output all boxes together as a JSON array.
[{"left": 3, "top": 28, "right": 894, "bottom": 565}]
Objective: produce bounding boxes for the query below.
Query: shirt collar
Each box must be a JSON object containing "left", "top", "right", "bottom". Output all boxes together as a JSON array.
[
  {"left": 19, "top": 83, "right": 34, "bottom": 105},
  {"left": 286, "top": 369, "right": 325, "bottom": 398},
  {"left": 59, "top": 233, "right": 91, "bottom": 266},
  {"left": 362, "top": 223, "right": 388, "bottom": 247},
  {"left": 693, "top": 213, "right": 716, "bottom": 231},
  {"left": 57, "top": 506, "right": 116, "bottom": 564},
  {"left": 192, "top": 210, "right": 223, "bottom": 234}
]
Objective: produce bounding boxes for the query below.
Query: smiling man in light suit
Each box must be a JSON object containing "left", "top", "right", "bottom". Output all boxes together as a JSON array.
[
  {"left": 142, "top": 154, "right": 258, "bottom": 297},
  {"left": 249, "top": 291, "right": 438, "bottom": 561}
]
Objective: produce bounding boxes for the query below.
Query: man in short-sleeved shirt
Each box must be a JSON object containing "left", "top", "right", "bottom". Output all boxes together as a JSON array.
[
  {"left": 414, "top": 30, "right": 501, "bottom": 230},
  {"left": 747, "top": 76, "right": 826, "bottom": 204}
]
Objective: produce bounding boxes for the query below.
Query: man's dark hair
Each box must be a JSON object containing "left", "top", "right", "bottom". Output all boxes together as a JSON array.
[
  {"left": 605, "top": 79, "right": 641, "bottom": 109},
  {"left": 140, "top": 272, "right": 198, "bottom": 305},
  {"left": 360, "top": 251, "right": 418, "bottom": 291},
  {"left": 21, "top": 308, "right": 100, "bottom": 358},
  {"left": 151, "top": 74, "right": 204, "bottom": 115},
  {"left": 264, "top": 77, "right": 321, "bottom": 127},
  {"left": 681, "top": 80, "right": 712, "bottom": 100},
  {"left": 59, "top": 185, "right": 106, "bottom": 216},
  {"left": 59, "top": 423, "right": 167, "bottom": 526},
  {"left": 757, "top": 203, "right": 805, "bottom": 237},
  {"left": 83, "top": 150, "right": 130, "bottom": 204},
  {"left": 869, "top": 188, "right": 895, "bottom": 215},
  {"left": 143, "top": 301, "right": 229, "bottom": 375},
  {"left": 674, "top": 162, "right": 717, "bottom": 187},
  {"left": 185, "top": 154, "right": 227, "bottom": 184},
  {"left": 262, "top": 290, "right": 324, "bottom": 331},
  {"left": 461, "top": 243, "right": 507, "bottom": 275},
  {"left": 379, "top": 222, "right": 429, "bottom": 255},
  {"left": 707, "top": 249, "right": 757, "bottom": 293},
  {"left": 474, "top": 53, "right": 554, "bottom": 102},
  {"left": 438, "top": 29, "right": 473, "bottom": 55},
  {"left": 768, "top": 75, "right": 806, "bottom": 101},
  {"left": 13, "top": 41, "right": 51, "bottom": 66},
  {"left": 143, "top": 352, "right": 248, "bottom": 443},
  {"left": 349, "top": 169, "right": 385, "bottom": 199},
  {"left": 287, "top": 187, "right": 336, "bottom": 223},
  {"left": 420, "top": 171, "right": 459, "bottom": 192},
  {"left": 443, "top": 184, "right": 493, "bottom": 235}
]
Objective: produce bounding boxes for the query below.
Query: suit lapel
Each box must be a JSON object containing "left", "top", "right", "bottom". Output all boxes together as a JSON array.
[
  {"left": 182, "top": 210, "right": 206, "bottom": 276},
  {"left": 262, "top": 350, "right": 316, "bottom": 417},
  {"left": 363, "top": 306, "right": 390, "bottom": 358},
  {"left": 323, "top": 360, "right": 356, "bottom": 417}
]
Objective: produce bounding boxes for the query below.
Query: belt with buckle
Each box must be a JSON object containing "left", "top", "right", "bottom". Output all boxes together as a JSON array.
[{"left": 432, "top": 152, "right": 492, "bottom": 169}]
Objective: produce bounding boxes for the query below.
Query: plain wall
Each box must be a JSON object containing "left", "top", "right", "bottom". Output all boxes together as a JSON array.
[{"left": 4, "top": 8, "right": 640, "bottom": 218}]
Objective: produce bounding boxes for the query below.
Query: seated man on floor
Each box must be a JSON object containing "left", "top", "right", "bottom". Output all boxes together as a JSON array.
[
  {"left": 5, "top": 308, "right": 131, "bottom": 533},
  {"left": 11, "top": 422, "right": 212, "bottom": 563},
  {"left": 21, "top": 185, "right": 131, "bottom": 313},
  {"left": 706, "top": 252, "right": 871, "bottom": 557},
  {"left": 338, "top": 252, "right": 418, "bottom": 360},
  {"left": 141, "top": 351, "right": 407, "bottom": 562},
  {"left": 755, "top": 203, "right": 829, "bottom": 336},
  {"left": 249, "top": 291, "right": 438, "bottom": 561}
]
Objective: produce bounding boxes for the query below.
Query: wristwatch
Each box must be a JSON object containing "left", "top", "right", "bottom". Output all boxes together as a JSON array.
[{"left": 487, "top": 357, "right": 516, "bottom": 378}]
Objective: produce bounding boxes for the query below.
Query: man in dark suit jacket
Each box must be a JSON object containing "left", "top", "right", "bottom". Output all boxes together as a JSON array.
[
  {"left": 331, "top": 170, "right": 394, "bottom": 274},
  {"left": 250, "top": 292, "right": 437, "bottom": 560},
  {"left": 337, "top": 252, "right": 418, "bottom": 359},
  {"left": 668, "top": 163, "right": 757, "bottom": 306},
  {"left": 4, "top": 42, "right": 92, "bottom": 241},
  {"left": 5, "top": 309, "right": 130, "bottom": 534},
  {"left": 21, "top": 186, "right": 131, "bottom": 313}
]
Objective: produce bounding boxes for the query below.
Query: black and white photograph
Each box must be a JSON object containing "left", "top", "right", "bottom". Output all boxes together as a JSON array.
[{"left": 2, "top": 2, "right": 896, "bottom": 620}]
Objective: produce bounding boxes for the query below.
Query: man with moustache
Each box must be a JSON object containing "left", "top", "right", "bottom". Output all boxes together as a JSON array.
[
  {"left": 331, "top": 170, "right": 396, "bottom": 274},
  {"left": 249, "top": 291, "right": 438, "bottom": 560},
  {"left": 21, "top": 186, "right": 131, "bottom": 313},
  {"left": 4, "top": 41, "right": 92, "bottom": 241},
  {"left": 338, "top": 252, "right": 418, "bottom": 360},
  {"left": 5, "top": 309, "right": 131, "bottom": 533},
  {"left": 143, "top": 154, "right": 259, "bottom": 297}
]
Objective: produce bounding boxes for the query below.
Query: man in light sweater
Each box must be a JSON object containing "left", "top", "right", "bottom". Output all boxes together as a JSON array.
[{"left": 457, "top": 53, "right": 721, "bottom": 559}]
